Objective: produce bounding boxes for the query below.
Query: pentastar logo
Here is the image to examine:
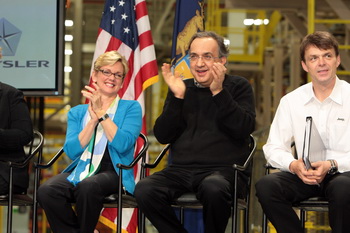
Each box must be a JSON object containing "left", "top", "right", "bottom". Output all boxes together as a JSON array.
[
  {"left": 0, "top": 18, "right": 50, "bottom": 68},
  {"left": 0, "top": 18, "right": 22, "bottom": 56}
]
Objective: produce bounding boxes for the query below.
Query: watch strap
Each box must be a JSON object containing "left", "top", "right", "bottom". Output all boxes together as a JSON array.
[
  {"left": 327, "top": 159, "right": 338, "bottom": 174},
  {"left": 98, "top": 113, "right": 109, "bottom": 122}
]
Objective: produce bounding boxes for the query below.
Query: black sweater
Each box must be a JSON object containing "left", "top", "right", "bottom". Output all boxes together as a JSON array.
[{"left": 154, "top": 74, "right": 256, "bottom": 167}]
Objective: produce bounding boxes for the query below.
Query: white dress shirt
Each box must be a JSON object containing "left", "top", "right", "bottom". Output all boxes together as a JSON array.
[{"left": 263, "top": 77, "right": 350, "bottom": 173}]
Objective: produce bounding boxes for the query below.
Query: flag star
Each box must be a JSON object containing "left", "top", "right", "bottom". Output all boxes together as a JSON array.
[
  {"left": 110, "top": 5, "right": 116, "bottom": 12},
  {"left": 119, "top": 0, "right": 125, "bottom": 7},
  {"left": 124, "top": 27, "right": 130, "bottom": 34},
  {"left": 111, "top": 19, "right": 115, "bottom": 24},
  {"left": 121, "top": 13, "right": 128, "bottom": 20}
]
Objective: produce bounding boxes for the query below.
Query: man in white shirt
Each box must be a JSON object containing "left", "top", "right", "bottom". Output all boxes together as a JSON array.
[{"left": 256, "top": 31, "right": 350, "bottom": 233}]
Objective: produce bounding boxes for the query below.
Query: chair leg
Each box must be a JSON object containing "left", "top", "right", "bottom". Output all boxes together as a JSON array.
[
  {"left": 32, "top": 205, "right": 38, "bottom": 233},
  {"left": 7, "top": 167, "right": 14, "bottom": 233},
  {"left": 7, "top": 200, "right": 12, "bottom": 233},
  {"left": 138, "top": 208, "right": 145, "bottom": 233},
  {"left": 117, "top": 169, "right": 123, "bottom": 233},
  {"left": 32, "top": 152, "right": 42, "bottom": 233},
  {"left": 231, "top": 208, "right": 234, "bottom": 233},
  {"left": 231, "top": 208, "right": 247, "bottom": 233},
  {"left": 300, "top": 209, "right": 306, "bottom": 230},
  {"left": 116, "top": 207, "right": 122, "bottom": 233},
  {"left": 32, "top": 169, "right": 40, "bottom": 233},
  {"left": 262, "top": 213, "right": 268, "bottom": 233},
  {"left": 244, "top": 209, "right": 249, "bottom": 233},
  {"left": 232, "top": 206, "right": 238, "bottom": 233},
  {"left": 179, "top": 207, "right": 184, "bottom": 225}
]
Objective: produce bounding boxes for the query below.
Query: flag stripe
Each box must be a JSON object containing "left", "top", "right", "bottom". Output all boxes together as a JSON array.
[
  {"left": 136, "top": 15, "right": 150, "bottom": 35},
  {"left": 135, "top": 0, "right": 148, "bottom": 20},
  {"left": 140, "top": 28, "right": 154, "bottom": 51},
  {"left": 140, "top": 60, "right": 159, "bottom": 86}
]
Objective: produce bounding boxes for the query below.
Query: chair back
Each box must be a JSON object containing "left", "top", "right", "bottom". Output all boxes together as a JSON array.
[
  {"left": 240, "top": 134, "right": 257, "bottom": 181},
  {"left": 0, "top": 129, "right": 44, "bottom": 199},
  {"left": 246, "top": 135, "right": 257, "bottom": 200}
]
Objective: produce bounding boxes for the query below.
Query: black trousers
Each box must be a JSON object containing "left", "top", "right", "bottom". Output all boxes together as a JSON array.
[
  {"left": 37, "top": 168, "right": 119, "bottom": 233},
  {"left": 0, "top": 175, "right": 26, "bottom": 195},
  {"left": 255, "top": 171, "right": 350, "bottom": 233},
  {"left": 134, "top": 166, "right": 246, "bottom": 233}
]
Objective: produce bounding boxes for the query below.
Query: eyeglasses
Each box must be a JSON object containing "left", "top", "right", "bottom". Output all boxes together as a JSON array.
[
  {"left": 98, "top": 69, "right": 124, "bottom": 80},
  {"left": 188, "top": 54, "right": 220, "bottom": 62}
]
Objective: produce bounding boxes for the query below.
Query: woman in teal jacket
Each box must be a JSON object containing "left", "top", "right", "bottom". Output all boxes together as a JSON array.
[{"left": 38, "top": 51, "right": 142, "bottom": 233}]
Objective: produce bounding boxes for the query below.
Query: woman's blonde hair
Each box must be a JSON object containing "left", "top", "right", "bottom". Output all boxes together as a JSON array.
[{"left": 94, "top": 50, "right": 129, "bottom": 77}]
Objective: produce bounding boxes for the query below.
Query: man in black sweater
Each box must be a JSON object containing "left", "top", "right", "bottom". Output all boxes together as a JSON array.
[{"left": 135, "top": 31, "right": 256, "bottom": 233}]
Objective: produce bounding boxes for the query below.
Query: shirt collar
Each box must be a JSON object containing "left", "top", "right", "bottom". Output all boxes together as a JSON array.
[
  {"left": 305, "top": 76, "right": 342, "bottom": 105},
  {"left": 328, "top": 77, "right": 342, "bottom": 105},
  {"left": 193, "top": 79, "right": 206, "bottom": 88},
  {"left": 304, "top": 83, "right": 316, "bottom": 105}
]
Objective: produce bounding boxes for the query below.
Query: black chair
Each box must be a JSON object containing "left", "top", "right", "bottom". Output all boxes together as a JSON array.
[
  {"left": 142, "top": 134, "right": 256, "bottom": 233},
  {"left": 36, "top": 133, "right": 149, "bottom": 233},
  {"left": 0, "top": 130, "right": 44, "bottom": 233},
  {"left": 262, "top": 164, "right": 329, "bottom": 233}
]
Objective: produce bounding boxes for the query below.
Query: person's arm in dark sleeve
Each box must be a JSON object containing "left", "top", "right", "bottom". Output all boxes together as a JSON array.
[
  {"left": 0, "top": 90, "right": 33, "bottom": 150},
  {"left": 213, "top": 76, "right": 256, "bottom": 139},
  {"left": 153, "top": 89, "right": 186, "bottom": 144}
]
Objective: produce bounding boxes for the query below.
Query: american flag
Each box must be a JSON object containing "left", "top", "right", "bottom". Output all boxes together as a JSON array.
[{"left": 88, "top": 0, "right": 158, "bottom": 232}]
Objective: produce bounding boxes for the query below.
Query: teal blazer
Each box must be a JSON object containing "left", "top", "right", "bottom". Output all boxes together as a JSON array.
[{"left": 63, "top": 99, "right": 142, "bottom": 194}]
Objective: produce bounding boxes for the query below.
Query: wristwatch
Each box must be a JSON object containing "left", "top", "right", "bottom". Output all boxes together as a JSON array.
[
  {"left": 327, "top": 159, "right": 338, "bottom": 175},
  {"left": 98, "top": 113, "right": 109, "bottom": 122}
]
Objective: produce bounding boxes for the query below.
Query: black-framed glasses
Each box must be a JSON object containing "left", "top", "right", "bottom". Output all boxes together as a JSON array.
[
  {"left": 188, "top": 54, "right": 220, "bottom": 62},
  {"left": 98, "top": 69, "right": 124, "bottom": 80}
]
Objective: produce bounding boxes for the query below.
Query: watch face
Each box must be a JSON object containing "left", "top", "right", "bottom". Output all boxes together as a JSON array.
[
  {"left": 327, "top": 160, "right": 337, "bottom": 175},
  {"left": 329, "top": 165, "right": 338, "bottom": 174}
]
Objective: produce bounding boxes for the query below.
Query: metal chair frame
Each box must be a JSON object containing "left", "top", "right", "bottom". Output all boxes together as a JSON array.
[{"left": 0, "top": 130, "right": 44, "bottom": 233}]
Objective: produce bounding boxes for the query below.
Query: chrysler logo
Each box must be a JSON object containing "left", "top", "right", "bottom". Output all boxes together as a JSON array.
[{"left": 0, "top": 18, "right": 22, "bottom": 56}]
